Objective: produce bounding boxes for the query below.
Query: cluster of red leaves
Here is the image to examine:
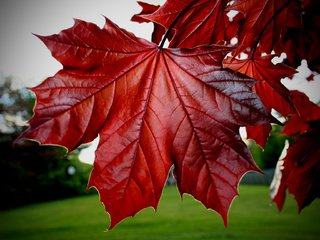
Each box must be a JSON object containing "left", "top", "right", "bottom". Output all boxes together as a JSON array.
[
  {"left": 17, "top": 0, "right": 320, "bottom": 229},
  {"left": 272, "top": 91, "right": 320, "bottom": 211}
]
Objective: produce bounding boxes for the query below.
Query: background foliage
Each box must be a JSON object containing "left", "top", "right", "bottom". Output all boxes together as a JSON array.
[{"left": 0, "top": 77, "right": 92, "bottom": 209}]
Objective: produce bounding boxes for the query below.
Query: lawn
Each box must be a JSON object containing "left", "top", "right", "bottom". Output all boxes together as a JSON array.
[{"left": 0, "top": 185, "right": 319, "bottom": 240}]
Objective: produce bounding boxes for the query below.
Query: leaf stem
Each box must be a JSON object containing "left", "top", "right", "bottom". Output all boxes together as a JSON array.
[
  {"left": 159, "top": 0, "right": 197, "bottom": 49},
  {"left": 250, "top": 0, "right": 293, "bottom": 59}
]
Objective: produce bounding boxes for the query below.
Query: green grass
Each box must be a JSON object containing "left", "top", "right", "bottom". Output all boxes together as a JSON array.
[{"left": 0, "top": 185, "right": 319, "bottom": 240}]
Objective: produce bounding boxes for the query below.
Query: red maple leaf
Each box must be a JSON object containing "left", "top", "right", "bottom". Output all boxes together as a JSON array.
[
  {"left": 245, "top": 124, "right": 272, "bottom": 147},
  {"left": 281, "top": 115, "right": 310, "bottom": 136},
  {"left": 272, "top": 91, "right": 320, "bottom": 211},
  {"left": 131, "top": 1, "right": 165, "bottom": 44},
  {"left": 228, "top": 0, "right": 301, "bottom": 56},
  {"left": 17, "top": 18, "right": 270, "bottom": 228},
  {"left": 274, "top": 0, "right": 320, "bottom": 72},
  {"left": 224, "top": 55, "right": 296, "bottom": 146},
  {"left": 271, "top": 122, "right": 320, "bottom": 211},
  {"left": 282, "top": 90, "right": 320, "bottom": 136},
  {"left": 135, "top": 0, "right": 237, "bottom": 48}
]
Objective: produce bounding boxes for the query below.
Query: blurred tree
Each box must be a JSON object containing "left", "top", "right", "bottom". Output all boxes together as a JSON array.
[
  {"left": 248, "top": 124, "right": 288, "bottom": 170},
  {"left": 0, "top": 76, "right": 93, "bottom": 209},
  {"left": 0, "top": 76, "right": 34, "bottom": 133}
]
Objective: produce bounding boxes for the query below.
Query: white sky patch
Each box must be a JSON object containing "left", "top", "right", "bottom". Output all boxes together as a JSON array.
[
  {"left": 79, "top": 136, "right": 100, "bottom": 165},
  {"left": 272, "top": 52, "right": 287, "bottom": 64},
  {"left": 239, "top": 127, "right": 247, "bottom": 140},
  {"left": 227, "top": 10, "right": 239, "bottom": 22},
  {"left": 0, "top": 0, "right": 165, "bottom": 89},
  {"left": 271, "top": 109, "right": 286, "bottom": 124},
  {"left": 296, "top": 60, "right": 313, "bottom": 78},
  {"left": 239, "top": 52, "right": 249, "bottom": 59},
  {"left": 230, "top": 37, "right": 238, "bottom": 46},
  {"left": 282, "top": 60, "right": 320, "bottom": 103}
]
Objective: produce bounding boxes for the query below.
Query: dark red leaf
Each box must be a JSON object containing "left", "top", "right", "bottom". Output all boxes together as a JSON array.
[
  {"left": 224, "top": 55, "right": 296, "bottom": 146},
  {"left": 131, "top": 1, "right": 160, "bottom": 22},
  {"left": 282, "top": 115, "right": 310, "bottom": 136},
  {"left": 224, "top": 55, "right": 296, "bottom": 116},
  {"left": 131, "top": 1, "right": 165, "bottom": 44},
  {"left": 274, "top": 0, "right": 320, "bottom": 71},
  {"left": 228, "top": 0, "right": 301, "bottom": 55},
  {"left": 282, "top": 90, "right": 320, "bottom": 136},
  {"left": 18, "top": 18, "right": 270, "bottom": 228},
  {"left": 272, "top": 123, "right": 320, "bottom": 211},
  {"left": 136, "top": 0, "right": 237, "bottom": 48},
  {"left": 307, "top": 74, "right": 315, "bottom": 81},
  {"left": 273, "top": 91, "right": 320, "bottom": 211},
  {"left": 246, "top": 124, "right": 272, "bottom": 148},
  {"left": 290, "top": 90, "right": 320, "bottom": 122}
]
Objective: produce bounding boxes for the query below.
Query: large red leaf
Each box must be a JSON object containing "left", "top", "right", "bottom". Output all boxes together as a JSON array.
[
  {"left": 18, "top": 18, "right": 270, "bottom": 228},
  {"left": 224, "top": 55, "right": 296, "bottom": 146},
  {"left": 135, "top": 0, "right": 237, "bottom": 48}
]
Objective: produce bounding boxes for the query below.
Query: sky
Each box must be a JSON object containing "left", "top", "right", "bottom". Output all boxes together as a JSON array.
[
  {"left": 0, "top": 0, "right": 164, "bottom": 88},
  {"left": 1, "top": 0, "right": 319, "bottom": 164}
]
